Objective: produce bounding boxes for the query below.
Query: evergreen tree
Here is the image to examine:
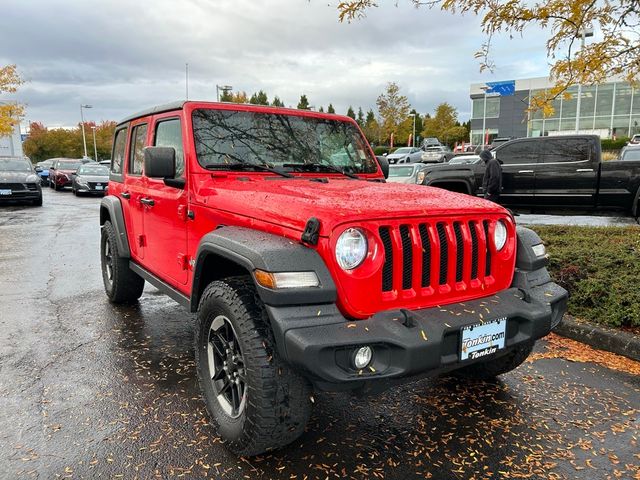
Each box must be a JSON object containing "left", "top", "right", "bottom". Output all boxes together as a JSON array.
[
  {"left": 356, "top": 107, "right": 365, "bottom": 126},
  {"left": 249, "top": 90, "right": 269, "bottom": 105},
  {"left": 271, "top": 96, "right": 284, "bottom": 107},
  {"left": 297, "top": 94, "right": 310, "bottom": 110},
  {"left": 327, "top": 103, "right": 336, "bottom": 114},
  {"left": 346, "top": 106, "right": 356, "bottom": 119}
]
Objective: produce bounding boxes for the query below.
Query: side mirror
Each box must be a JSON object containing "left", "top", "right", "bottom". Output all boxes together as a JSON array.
[
  {"left": 382, "top": 152, "right": 388, "bottom": 157},
  {"left": 376, "top": 155, "right": 389, "bottom": 179},
  {"left": 144, "top": 146, "right": 176, "bottom": 178}
]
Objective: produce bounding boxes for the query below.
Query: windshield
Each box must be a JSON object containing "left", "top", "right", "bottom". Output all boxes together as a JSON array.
[
  {"left": 0, "top": 158, "right": 32, "bottom": 172},
  {"left": 192, "top": 109, "right": 378, "bottom": 174},
  {"left": 621, "top": 149, "right": 640, "bottom": 161},
  {"left": 38, "top": 160, "right": 54, "bottom": 168},
  {"left": 392, "top": 147, "right": 412, "bottom": 154},
  {"left": 78, "top": 165, "right": 109, "bottom": 175},
  {"left": 58, "top": 161, "right": 81, "bottom": 170},
  {"left": 388, "top": 166, "right": 415, "bottom": 177}
]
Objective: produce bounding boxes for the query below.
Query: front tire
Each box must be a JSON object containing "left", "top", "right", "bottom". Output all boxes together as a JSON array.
[
  {"left": 195, "top": 277, "right": 312, "bottom": 456},
  {"left": 453, "top": 342, "right": 534, "bottom": 380},
  {"left": 100, "top": 220, "right": 144, "bottom": 303}
]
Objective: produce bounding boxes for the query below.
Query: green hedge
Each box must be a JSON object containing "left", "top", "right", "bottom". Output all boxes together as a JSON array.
[
  {"left": 533, "top": 225, "right": 640, "bottom": 328},
  {"left": 601, "top": 137, "right": 630, "bottom": 150},
  {"left": 373, "top": 146, "right": 391, "bottom": 155}
]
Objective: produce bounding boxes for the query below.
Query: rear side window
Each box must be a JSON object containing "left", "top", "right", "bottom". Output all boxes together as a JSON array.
[
  {"left": 112, "top": 128, "right": 128, "bottom": 174},
  {"left": 540, "top": 138, "right": 591, "bottom": 163},
  {"left": 154, "top": 119, "right": 184, "bottom": 178},
  {"left": 495, "top": 141, "right": 538, "bottom": 165},
  {"left": 129, "top": 124, "right": 148, "bottom": 175}
]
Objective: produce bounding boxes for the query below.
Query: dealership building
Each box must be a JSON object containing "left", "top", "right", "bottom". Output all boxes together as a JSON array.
[{"left": 469, "top": 77, "right": 640, "bottom": 145}]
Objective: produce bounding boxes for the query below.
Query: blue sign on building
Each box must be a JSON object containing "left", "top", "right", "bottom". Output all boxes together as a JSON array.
[{"left": 485, "top": 80, "right": 516, "bottom": 96}]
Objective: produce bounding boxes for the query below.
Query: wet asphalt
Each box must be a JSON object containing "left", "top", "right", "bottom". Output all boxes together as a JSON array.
[{"left": 0, "top": 188, "right": 639, "bottom": 480}]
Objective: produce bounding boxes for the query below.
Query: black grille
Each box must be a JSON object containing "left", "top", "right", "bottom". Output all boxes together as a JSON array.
[
  {"left": 469, "top": 221, "right": 479, "bottom": 279},
  {"left": 0, "top": 183, "right": 26, "bottom": 190},
  {"left": 437, "top": 223, "right": 448, "bottom": 285},
  {"left": 453, "top": 222, "right": 464, "bottom": 282},
  {"left": 418, "top": 224, "right": 431, "bottom": 287},
  {"left": 483, "top": 220, "right": 492, "bottom": 276},
  {"left": 380, "top": 227, "right": 394, "bottom": 292},
  {"left": 400, "top": 225, "right": 413, "bottom": 290}
]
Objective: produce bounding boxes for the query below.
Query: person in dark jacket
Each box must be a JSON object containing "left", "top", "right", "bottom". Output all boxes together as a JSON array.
[{"left": 480, "top": 149, "right": 502, "bottom": 203}]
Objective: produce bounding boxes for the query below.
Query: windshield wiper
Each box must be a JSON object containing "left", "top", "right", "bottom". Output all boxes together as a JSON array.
[
  {"left": 282, "top": 163, "right": 360, "bottom": 180},
  {"left": 204, "top": 161, "right": 293, "bottom": 178}
]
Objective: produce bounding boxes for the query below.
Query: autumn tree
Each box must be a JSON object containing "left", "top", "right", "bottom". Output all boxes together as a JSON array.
[
  {"left": 23, "top": 120, "right": 117, "bottom": 162},
  {"left": 337, "top": 1, "right": 640, "bottom": 113},
  {"left": 297, "top": 94, "right": 310, "bottom": 110},
  {"left": 422, "top": 103, "right": 468, "bottom": 145},
  {"left": 0, "top": 65, "right": 25, "bottom": 137},
  {"left": 221, "top": 90, "right": 248, "bottom": 103},
  {"left": 249, "top": 90, "right": 269, "bottom": 105},
  {"left": 376, "top": 82, "right": 411, "bottom": 144},
  {"left": 271, "top": 96, "right": 284, "bottom": 107}
]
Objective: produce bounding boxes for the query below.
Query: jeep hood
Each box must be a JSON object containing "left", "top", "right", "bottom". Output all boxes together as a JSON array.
[{"left": 197, "top": 176, "right": 506, "bottom": 236}]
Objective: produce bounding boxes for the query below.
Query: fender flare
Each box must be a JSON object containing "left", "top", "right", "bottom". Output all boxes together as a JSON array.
[
  {"left": 99, "top": 196, "right": 131, "bottom": 258},
  {"left": 191, "top": 226, "right": 337, "bottom": 311},
  {"left": 631, "top": 186, "right": 640, "bottom": 218}
]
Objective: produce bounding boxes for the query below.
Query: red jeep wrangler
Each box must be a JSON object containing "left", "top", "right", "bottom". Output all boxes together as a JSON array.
[{"left": 99, "top": 101, "right": 567, "bottom": 456}]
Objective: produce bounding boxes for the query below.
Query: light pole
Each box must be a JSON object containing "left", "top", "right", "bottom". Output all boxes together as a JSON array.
[
  {"left": 216, "top": 84, "right": 233, "bottom": 102},
  {"left": 575, "top": 27, "right": 594, "bottom": 133},
  {"left": 80, "top": 104, "right": 92, "bottom": 158},
  {"left": 479, "top": 86, "right": 489, "bottom": 146},
  {"left": 408, "top": 113, "right": 416, "bottom": 147},
  {"left": 91, "top": 126, "right": 98, "bottom": 161}
]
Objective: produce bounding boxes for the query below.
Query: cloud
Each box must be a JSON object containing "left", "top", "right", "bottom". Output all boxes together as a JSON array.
[{"left": 0, "top": 0, "right": 550, "bottom": 128}]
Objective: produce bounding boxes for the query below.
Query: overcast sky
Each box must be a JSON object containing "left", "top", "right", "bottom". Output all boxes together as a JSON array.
[{"left": 1, "top": 0, "right": 551, "bottom": 129}]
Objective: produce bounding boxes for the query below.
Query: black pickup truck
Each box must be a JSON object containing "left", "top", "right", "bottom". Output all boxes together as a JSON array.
[{"left": 421, "top": 135, "right": 640, "bottom": 216}]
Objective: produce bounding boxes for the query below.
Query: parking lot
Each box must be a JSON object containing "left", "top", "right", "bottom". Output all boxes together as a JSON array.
[{"left": 1, "top": 188, "right": 639, "bottom": 479}]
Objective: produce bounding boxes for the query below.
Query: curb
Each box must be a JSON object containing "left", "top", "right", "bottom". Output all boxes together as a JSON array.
[{"left": 554, "top": 315, "right": 640, "bottom": 363}]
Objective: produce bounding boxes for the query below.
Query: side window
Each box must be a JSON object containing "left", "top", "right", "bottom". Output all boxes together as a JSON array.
[
  {"left": 154, "top": 119, "right": 184, "bottom": 178},
  {"left": 540, "top": 139, "right": 591, "bottom": 163},
  {"left": 129, "top": 124, "right": 148, "bottom": 175},
  {"left": 112, "top": 128, "right": 127, "bottom": 174},
  {"left": 495, "top": 141, "right": 538, "bottom": 165}
]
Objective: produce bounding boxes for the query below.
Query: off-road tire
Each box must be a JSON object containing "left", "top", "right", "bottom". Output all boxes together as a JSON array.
[
  {"left": 195, "top": 277, "right": 312, "bottom": 456},
  {"left": 100, "top": 220, "right": 144, "bottom": 303},
  {"left": 454, "top": 341, "right": 534, "bottom": 380}
]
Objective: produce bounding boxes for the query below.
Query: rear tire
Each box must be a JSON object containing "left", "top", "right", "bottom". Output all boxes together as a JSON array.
[
  {"left": 195, "top": 277, "right": 312, "bottom": 456},
  {"left": 453, "top": 342, "right": 534, "bottom": 380},
  {"left": 100, "top": 220, "right": 144, "bottom": 303}
]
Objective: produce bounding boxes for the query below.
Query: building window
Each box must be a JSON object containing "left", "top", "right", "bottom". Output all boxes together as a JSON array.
[
  {"left": 471, "top": 128, "right": 498, "bottom": 145},
  {"left": 471, "top": 96, "right": 500, "bottom": 119}
]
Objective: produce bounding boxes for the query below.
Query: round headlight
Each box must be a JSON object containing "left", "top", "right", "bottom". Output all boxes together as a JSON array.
[
  {"left": 335, "top": 228, "right": 368, "bottom": 270},
  {"left": 494, "top": 220, "right": 508, "bottom": 251}
]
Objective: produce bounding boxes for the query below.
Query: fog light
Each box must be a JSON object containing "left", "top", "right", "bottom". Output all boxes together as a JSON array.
[{"left": 353, "top": 346, "right": 373, "bottom": 370}]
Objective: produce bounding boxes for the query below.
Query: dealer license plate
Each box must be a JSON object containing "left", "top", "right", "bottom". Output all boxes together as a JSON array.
[
  {"left": 95, "top": 185, "right": 103, "bottom": 190},
  {"left": 460, "top": 317, "right": 507, "bottom": 361},
  {"left": 0, "top": 189, "right": 11, "bottom": 195}
]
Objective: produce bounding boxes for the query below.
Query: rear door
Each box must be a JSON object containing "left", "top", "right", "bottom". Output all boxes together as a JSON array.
[
  {"left": 492, "top": 139, "right": 539, "bottom": 206},
  {"left": 534, "top": 137, "right": 597, "bottom": 207},
  {"left": 124, "top": 121, "right": 149, "bottom": 260},
  {"left": 141, "top": 114, "right": 189, "bottom": 286}
]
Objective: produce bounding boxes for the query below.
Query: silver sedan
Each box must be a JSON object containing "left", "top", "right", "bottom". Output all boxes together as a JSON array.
[
  {"left": 386, "top": 163, "right": 431, "bottom": 185},
  {"left": 385, "top": 147, "right": 424, "bottom": 165}
]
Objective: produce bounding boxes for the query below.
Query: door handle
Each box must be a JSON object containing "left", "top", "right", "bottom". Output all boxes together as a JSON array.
[
  {"left": 576, "top": 168, "right": 594, "bottom": 172},
  {"left": 120, "top": 192, "right": 131, "bottom": 199},
  {"left": 518, "top": 170, "right": 534, "bottom": 174},
  {"left": 140, "top": 197, "right": 155, "bottom": 206}
]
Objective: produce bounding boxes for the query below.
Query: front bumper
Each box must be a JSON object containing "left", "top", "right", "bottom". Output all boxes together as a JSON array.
[{"left": 266, "top": 281, "right": 567, "bottom": 392}]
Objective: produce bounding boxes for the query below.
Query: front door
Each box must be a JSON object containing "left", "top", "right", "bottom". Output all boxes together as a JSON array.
[
  {"left": 141, "top": 115, "right": 189, "bottom": 286},
  {"left": 492, "top": 139, "right": 539, "bottom": 207}
]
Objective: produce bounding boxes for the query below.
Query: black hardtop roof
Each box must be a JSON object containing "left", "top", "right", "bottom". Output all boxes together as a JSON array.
[{"left": 117, "top": 101, "right": 186, "bottom": 126}]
